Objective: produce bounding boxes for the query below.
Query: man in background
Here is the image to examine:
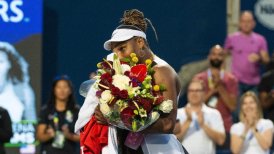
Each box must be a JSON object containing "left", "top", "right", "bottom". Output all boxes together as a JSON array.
[
  {"left": 194, "top": 45, "right": 238, "bottom": 150},
  {"left": 174, "top": 80, "right": 225, "bottom": 154},
  {"left": 224, "top": 11, "right": 270, "bottom": 95}
]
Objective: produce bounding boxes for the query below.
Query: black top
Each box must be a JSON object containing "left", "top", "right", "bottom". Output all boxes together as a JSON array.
[
  {"left": 0, "top": 107, "right": 13, "bottom": 154},
  {"left": 258, "top": 70, "right": 274, "bottom": 121},
  {"left": 258, "top": 70, "right": 274, "bottom": 93},
  {"left": 38, "top": 105, "right": 79, "bottom": 154}
]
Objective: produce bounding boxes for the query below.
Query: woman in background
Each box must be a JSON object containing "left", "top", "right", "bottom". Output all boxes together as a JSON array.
[
  {"left": 0, "top": 41, "right": 36, "bottom": 122},
  {"left": 37, "top": 75, "right": 80, "bottom": 154},
  {"left": 230, "top": 91, "right": 273, "bottom": 154}
]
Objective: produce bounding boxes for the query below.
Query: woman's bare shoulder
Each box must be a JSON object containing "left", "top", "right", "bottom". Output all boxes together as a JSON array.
[{"left": 153, "top": 57, "right": 177, "bottom": 78}]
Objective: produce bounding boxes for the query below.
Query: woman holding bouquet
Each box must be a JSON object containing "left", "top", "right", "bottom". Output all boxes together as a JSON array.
[{"left": 75, "top": 9, "right": 184, "bottom": 154}]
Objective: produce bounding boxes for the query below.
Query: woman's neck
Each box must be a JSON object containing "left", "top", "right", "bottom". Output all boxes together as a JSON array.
[{"left": 55, "top": 99, "right": 67, "bottom": 112}]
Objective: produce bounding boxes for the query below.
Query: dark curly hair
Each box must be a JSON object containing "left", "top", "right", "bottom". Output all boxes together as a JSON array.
[
  {"left": 0, "top": 42, "right": 27, "bottom": 84},
  {"left": 120, "top": 9, "right": 148, "bottom": 32}
]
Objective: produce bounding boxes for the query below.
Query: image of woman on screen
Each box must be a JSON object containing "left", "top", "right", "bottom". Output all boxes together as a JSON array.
[{"left": 0, "top": 41, "right": 36, "bottom": 122}]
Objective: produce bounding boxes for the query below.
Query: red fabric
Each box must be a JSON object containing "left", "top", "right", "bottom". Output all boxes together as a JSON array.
[{"left": 80, "top": 116, "right": 108, "bottom": 154}]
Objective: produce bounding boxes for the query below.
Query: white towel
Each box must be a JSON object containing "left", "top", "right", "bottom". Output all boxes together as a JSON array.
[
  {"left": 74, "top": 87, "right": 98, "bottom": 134},
  {"left": 75, "top": 53, "right": 114, "bottom": 134}
]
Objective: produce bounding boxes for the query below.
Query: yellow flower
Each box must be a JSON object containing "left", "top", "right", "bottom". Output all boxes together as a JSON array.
[
  {"left": 153, "top": 85, "right": 160, "bottom": 91},
  {"left": 97, "top": 62, "right": 102, "bottom": 68},
  {"left": 145, "top": 59, "right": 152, "bottom": 65},
  {"left": 134, "top": 110, "right": 139, "bottom": 115},
  {"left": 132, "top": 57, "right": 139, "bottom": 63},
  {"left": 130, "top": 53, "right": 137, "bottom": 58}
]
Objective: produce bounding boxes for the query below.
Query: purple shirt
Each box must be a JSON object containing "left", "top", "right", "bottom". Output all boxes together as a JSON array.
[{"left": 224, "top": 32, "right": 268, "bottom": 85}]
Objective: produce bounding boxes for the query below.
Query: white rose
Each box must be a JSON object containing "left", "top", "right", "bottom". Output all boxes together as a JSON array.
[
  {"left": 151, "top": 111, "right": 160, "bottom": 122},
  {"left": 99, "top": 90, "right": 113, "bottom": 104},
  {"left": 112, "top": 74, "right": 130, "bottom": 90},
  {"left": 159, "top": 100, "right": 173, "bottom": 113},
  {"left": 100, "top": 103, "right": 111, "bottom": 116},
  {"left": 121, "top": 64, "right": 131, "bottom": 73}
]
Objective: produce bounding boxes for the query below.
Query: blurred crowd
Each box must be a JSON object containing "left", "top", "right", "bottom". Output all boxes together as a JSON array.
[{"left": 176, "top": 11, "right": 274, "bottom": 154}]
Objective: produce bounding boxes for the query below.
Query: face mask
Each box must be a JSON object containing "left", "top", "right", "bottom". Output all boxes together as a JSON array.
[{"left": 210, "top": 59, "right": 223, "bottom": 68}]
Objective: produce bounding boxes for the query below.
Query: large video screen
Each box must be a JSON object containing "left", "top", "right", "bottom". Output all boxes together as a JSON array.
[{"left": 0, "top": 0, "right": 42, "bottom": 153}]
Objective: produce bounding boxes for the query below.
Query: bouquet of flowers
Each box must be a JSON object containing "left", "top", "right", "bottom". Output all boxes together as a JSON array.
[{"left": 93, "top": 53, "right": 173, "bottom": 132}]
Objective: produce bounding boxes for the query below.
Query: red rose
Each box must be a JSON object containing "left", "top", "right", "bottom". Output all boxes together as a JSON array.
[
  {"left": 120, "top": 107, "right": 135, "bottom": 128},
  {"left": 134, "top": 96, "right": 153, "bottom": 113},
  {"left": 101, "top": 61, "right": 113, "bottom": 69},
  {"left": 154, "top": 95, "right": 164, "bottom": 105},
  {"left": 110, "top": 86, "right": 120, "bottom": 97},
  {"left": 119, "top": 90, "right": 129, "bottom": 99},
  {"left": 100, "top": 73, "right": 112, "bottom": 84}
]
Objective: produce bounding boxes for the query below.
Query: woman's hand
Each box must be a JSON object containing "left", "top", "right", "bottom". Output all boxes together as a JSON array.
[
  {"left": 61, "top": 124, "right": 71, "bottom": 139},
  {"left": 94, "top": 105, "right": 108, "bottom": 125},
  {"left": 243, "top": 114, "right": 257, "bottom": 133},
  {"left": 46, "top": 125, "right": 55, "bottom": 138}
]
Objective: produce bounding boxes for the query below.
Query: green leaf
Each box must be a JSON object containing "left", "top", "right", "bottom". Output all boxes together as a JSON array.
[
  {"left": 121, "top": 57, "right": 131, "bottom": 63},
  {"left": 160, "top": 84, "right": 166, "bottom": 91}
]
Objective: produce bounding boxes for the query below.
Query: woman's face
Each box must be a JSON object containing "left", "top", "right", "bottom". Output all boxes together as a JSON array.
[
  {"left": 0, "top": 51, "right": 11, "bottom": 83},
  {"left": 54, "top": 80, "right": 71, "bottom": 101},
  {"left": 111, "top": 38, "right": 142, "bottom": 59},
  {"left": 242, "top": 96, "right": 258, "bottom": 117}
]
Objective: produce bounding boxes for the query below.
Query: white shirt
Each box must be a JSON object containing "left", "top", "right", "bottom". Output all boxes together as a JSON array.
[
  {"left": 230, "top": 119, "right": 274, "bottom": 154},
  {"left": 177, "top": 104, "right": 225, "bottom": 154}
]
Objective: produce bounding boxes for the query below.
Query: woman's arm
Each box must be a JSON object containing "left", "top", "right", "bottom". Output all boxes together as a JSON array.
[
  {"left": 253, "top": 128, "right": 273, "bottom": 150},
  {"left": 143, "top": 65, "right": 179, "bottom": 134},
  {"left": 230, "top": 134, "right": 245, "bottom": 154},
  {"left": 36, "top": 124, "right": 55, "bottom": 142}
]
